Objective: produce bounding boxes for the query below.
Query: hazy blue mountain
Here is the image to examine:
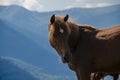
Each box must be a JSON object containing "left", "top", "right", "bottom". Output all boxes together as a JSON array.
[
  {"left": 0, "top": 56, "right": 72, "bottom": 80},
  {"left": 0, "top": 5, "right": 75, "bottom": 77},
  {"left": 0, "top": 18, "right": 74, "bottom": 76},
  {"left": 0, "top": 4, "right": 120, "bottom": 79}
]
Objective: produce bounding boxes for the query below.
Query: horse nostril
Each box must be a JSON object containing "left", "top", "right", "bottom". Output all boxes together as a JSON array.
[
  {"left": 64, "top": 56, "right": 68, "bottom": 62},
  {"left": 62, "top": 53, "right": 71, "bottom": 63}
]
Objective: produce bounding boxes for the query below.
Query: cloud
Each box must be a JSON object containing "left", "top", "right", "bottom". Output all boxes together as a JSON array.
[
  {"left": 97, "top": 3, "right": 111, "bottom": 7},
  {"left": 0, "top": 0, "right": 120, "bottom": 12},
  {"left": 0, "top": 0, "right": 23, "bottom": 5},
  {"left": 22, "top": 0, "right": 44, "bottom": 12},
  {"left": 82, "top": 3, "right": 113, "bottom": 8},
  {"left": 66, "top": 0, "right": 120, "bottom": 9},
  {"left": 84, "top": 4, "right": 93, "bottom": 8},
  {"left": 75, "top": 0, "right": 120, "bottom": 3},
  {"left": 0, "top": 0, "right": 44, "bottom": 12}
]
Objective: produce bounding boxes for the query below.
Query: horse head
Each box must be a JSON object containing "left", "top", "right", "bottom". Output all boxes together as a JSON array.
[{"left": 48, "top": 14, "right": 72, "bottom": 63}]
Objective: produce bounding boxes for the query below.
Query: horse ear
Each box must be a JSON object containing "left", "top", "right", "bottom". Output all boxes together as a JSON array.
[
  {"left": 50, "top": 14, "right": 55, "bottom": 24},
  {"left": 64, "top": 14, "right": 69, "bottom": 22}
]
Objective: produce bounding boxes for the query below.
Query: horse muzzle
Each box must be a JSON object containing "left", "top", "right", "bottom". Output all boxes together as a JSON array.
[{"left": 62, "top": 53, "right": 72, "bottom": 63}]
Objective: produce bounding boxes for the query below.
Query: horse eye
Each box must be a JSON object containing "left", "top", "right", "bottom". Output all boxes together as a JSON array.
[{"left": 59, "top": 27, "right": 64, "bottom": 34}]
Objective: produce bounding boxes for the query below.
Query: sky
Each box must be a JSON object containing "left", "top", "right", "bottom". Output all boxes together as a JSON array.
[{"left": 0, "top": 0, "right": 120, "bottom": 12}]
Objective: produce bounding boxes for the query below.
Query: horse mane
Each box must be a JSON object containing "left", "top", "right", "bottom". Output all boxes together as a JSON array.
[
  {"left": 79, "top": 25, "right": 99, "bottom": 32},
  {"left": 66, "top": 19, "right": 98, "bottom": 32},
  {"left": 80, "top": 25, "right": 97, "bottom": 31}
]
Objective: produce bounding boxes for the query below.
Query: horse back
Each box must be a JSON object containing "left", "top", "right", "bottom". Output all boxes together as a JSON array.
[{"left": 96, "top": 25, "right": 120, "bottom": 40}]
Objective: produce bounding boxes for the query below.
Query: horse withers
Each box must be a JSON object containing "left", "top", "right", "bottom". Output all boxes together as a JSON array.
[{"left": 48, "top": 14, "right": 120, "bottom": 80}]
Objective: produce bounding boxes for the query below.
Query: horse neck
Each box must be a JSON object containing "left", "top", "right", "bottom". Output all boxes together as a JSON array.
[{"left": 68, "top": 22, "right": 80, "bottom": 53}]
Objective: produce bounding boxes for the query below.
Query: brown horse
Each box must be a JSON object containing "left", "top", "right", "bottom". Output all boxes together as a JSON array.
[{"left": 48, "top": 14, "right": 120, "bottom": 80}]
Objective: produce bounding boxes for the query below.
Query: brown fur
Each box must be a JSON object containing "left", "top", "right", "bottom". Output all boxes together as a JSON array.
[{"left": 48, "top": 14, "right": 120, "bottom": 80}]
